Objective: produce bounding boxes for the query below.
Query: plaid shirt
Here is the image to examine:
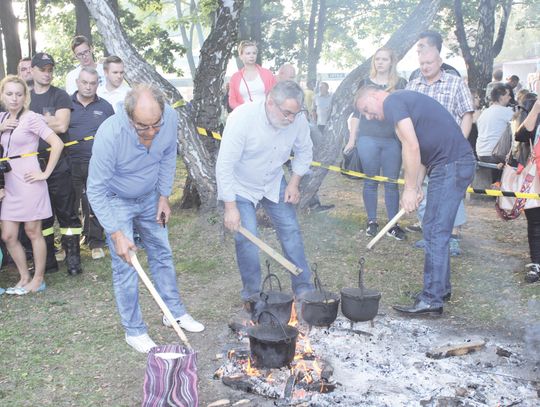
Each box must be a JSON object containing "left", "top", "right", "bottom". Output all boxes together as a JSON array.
[{"left": 406, "top": 70, "right": 474, "bottom": 125}]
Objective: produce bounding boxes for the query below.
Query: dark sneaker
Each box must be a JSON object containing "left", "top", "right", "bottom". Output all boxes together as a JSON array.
[
  {"left": 387, "top": 225, "right": 406, "bottom": 241},
  {"left": 449, "top": 238, "right": 462, "bottom": 256},
  {"left": 406, "top": 222, "right": 422, "bottom": 233},
  {"left": 366, "top": 221, "right": 379, "bottom": 237},
  {"left": 525, "top": 263, "right": 540, "bottom": 283}
]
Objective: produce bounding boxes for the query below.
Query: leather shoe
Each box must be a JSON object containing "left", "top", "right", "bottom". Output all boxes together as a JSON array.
[
  {"left": 393, "top": 299, "right": 442, "bottom": 316},
  {"left": 410, "top": 290, "right": 451, "bottom": 302}
]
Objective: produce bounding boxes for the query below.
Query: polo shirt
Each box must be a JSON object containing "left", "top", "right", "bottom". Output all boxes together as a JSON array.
[{"left": 68, "top": 93, "right": 114, "bottom": 161}]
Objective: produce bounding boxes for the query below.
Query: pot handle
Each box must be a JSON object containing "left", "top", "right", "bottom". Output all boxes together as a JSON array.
[
  {"left": 358, "top": 257, "right": 365, "bottom": 294},
  {"left": 262, "top": 260, "right": 283, "bottom": 292},
  {"left": 312, "top": 263, "right": 329, "bottom": 303},
  {"left": 257, "top": 310, "right": 292, "bottom": 343}
]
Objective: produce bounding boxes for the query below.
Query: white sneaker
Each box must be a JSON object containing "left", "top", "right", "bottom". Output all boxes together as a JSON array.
[
  {"left": 162, "top": 313, "right": 205, "bottom": 333},
  {"left": 92, "top": 248, "right": 105, "bottom": 260},
  {"left": 125, "top": 333, "right": 157, "bottom": 353}
]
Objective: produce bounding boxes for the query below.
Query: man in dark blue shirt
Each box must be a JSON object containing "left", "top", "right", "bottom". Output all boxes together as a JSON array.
[
  {"left": 355, "top": 87, "right": 475, "bottom": 315},
  {"left": 68, "top": 67, "right": 114, "bottom": 260}
]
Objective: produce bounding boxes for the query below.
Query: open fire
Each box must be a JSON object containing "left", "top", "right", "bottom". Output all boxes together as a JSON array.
[{"left": 214, "top": 305, "right": 337, "bottom": 402}]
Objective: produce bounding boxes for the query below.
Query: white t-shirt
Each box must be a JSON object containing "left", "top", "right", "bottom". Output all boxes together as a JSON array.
[
  {"left": 65, "top": 63, "right": 106, "bottom": 96},
  {"left": 239, "top": 75, "right": 266, "bottom": 104},
  {"left": 315, "top": 94, "right": 332, "bottom": 126},
  {"left": 97, "top": 82, "right": 131, "bottom": 113},
  {"left": 476, "top": 104, "right": 514, "bottom": 156}
]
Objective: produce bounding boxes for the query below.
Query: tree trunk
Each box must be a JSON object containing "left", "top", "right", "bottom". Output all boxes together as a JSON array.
[
  {"left": 0, "top": 32, "right": 5, "bottom": 79},
  {"left": 26, "top": 0, "right": 37, "bottom": 56},
  {"left": 83, "top": 0, "right": 241, "bottom": 212},
  {"left": 174, "top": 0, "right": 197, "bottom": 78},
  {"left": 299, "top": 0, "right": 442, "bottom": 208},
  {"left": 306, "top": 0, "right": 326, "bottom": 84},
  {"left": 74, "top": 0, "right": 92, "bottom": 41},
  {"left": 454, "top": 0, "right": 512, "bottom": 102},
  {"left": 249, "top": 0, "right": 263, "bottom": 65},
  {"left": 0, "top": 0, "right": 22, "bottom": 75}
]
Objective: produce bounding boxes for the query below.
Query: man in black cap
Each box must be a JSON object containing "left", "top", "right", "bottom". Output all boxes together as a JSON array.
[{"left": 28, "top": 52, "right": 82, "bottom": 275}]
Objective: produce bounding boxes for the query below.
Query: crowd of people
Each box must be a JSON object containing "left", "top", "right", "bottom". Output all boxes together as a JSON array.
[{"left": 1, "top": 30, "right": 539, "bottom": 351}]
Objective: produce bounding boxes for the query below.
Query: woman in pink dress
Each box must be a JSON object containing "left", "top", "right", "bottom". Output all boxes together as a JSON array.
[
  {"left": 0, "top": 75, "right": 64, "bottom": 295},
  {"left": 228, "top": 40, "right": 276, "bottom": 110}
]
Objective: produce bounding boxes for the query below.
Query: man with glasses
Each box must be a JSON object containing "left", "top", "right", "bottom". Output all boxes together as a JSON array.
[
  {"left": 216, "top": 80, "right": 314, "bottom": 303},
  {"left": 65, "top": 35, "right": 105, "bottom": 96},
  {"left": 68, "top": 67, "right": 114, "bottom": 260},
  {"left": 87, "top": 84, "right": 204, "bottom": 353}
]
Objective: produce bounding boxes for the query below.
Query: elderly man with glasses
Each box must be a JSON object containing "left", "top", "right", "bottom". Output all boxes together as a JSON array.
[
  {"left": 216, "top": 80, "right": 314, "bottom": 304},
  {"left": 87, "top": 84, "right": 204, "bottom": 353},
  {"left": 65, "top": 35, "right": 106, "bottom": 96}
]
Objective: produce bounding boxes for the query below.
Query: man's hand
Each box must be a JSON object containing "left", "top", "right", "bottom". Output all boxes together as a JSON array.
[
  {"left": 156, "top": 196, "right": 171, "bottom": 226},
  {"left": 111, "top": 230, "right": 137, "bottom": 264},
  {"left": 284, "top": 174, "right": 302, "bottom": 204},
  {"left": 400, "top": 187, "right": 422, "bottom": 213},
  {"left": 224, "top": 201, "right": 241, "bottom": 232}
]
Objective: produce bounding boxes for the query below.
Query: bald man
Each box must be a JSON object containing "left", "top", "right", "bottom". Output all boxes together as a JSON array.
[{"left": 87, "top": 84, "right": 204, "bottom": 353}]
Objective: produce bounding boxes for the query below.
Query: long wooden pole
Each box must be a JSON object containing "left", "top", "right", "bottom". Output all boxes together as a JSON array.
[{"left": 366, "top": 208, "right": 407, "bottom": 250}]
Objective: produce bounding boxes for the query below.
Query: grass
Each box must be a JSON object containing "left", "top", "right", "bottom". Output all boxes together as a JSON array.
[{"left": 0, "top": 166, "right": 538, "bottom": 406}]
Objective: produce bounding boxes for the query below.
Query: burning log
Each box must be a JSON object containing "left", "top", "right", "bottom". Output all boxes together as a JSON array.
[{"left": 426, "top": 339, "right": 486, "bottom": 359}]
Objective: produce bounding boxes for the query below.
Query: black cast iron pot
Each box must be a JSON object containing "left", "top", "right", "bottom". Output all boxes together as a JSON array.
[
  {"left": 341, "top": 257, "right": 381, "bottom": 322},
  {"left": 246, "top": 261, "right": 293, "bottom": 326},
  {"left": 301, "top": 263, "right": 340, "bottom": 327},
  {"left": 247, "top": 311, "right": 299, "bottom": 368}
]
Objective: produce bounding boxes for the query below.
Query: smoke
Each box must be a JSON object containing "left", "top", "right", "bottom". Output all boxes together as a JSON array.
[{"left": 524, "top": 300, "right": 540, "bottom": 364}]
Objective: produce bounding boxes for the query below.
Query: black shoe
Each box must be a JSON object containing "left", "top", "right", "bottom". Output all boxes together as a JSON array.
[
  {"left": 309, "top": 204, "right": 335, "bottom": 213},
  {"left": 63, "top": 235, "right": 82, "bottom": 276},
  {"left": 366, "top": 221, "right": 378, "bottom": 237},
  {"left": 387, "top": 225, "right": 406, "bottom": 241},
  {"left": 393, "top": 299, "right": 443, "bottom": 316},
  {"left": 410, "top": 290, "right": 451, "bottom": 302}
]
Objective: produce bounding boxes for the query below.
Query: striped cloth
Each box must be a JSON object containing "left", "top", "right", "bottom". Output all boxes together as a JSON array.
[{"left": 142, "top": 345, "right": 198, "bottom": 407}]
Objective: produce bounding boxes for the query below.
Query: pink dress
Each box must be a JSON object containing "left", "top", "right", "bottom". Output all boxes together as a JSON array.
[{"left": 0, "top": 111, "right": 53, "bottom": 221}]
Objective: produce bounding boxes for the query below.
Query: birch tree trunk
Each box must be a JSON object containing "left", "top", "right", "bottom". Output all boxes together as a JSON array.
[
  {"left": 0, "top": 0, "right": 22, "bottom": 75},
  {"left": 299, "top": 0, "right": 442, "bottom": 208}
]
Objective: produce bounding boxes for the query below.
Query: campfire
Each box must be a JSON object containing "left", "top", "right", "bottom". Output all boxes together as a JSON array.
[{"left": 214, "top": 305, "right": 337, "bottom": 402}]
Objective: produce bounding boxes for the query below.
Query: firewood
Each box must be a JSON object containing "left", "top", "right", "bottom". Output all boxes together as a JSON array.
[{"left": 426, "top": 339, "right": 486, "bottom": 359}]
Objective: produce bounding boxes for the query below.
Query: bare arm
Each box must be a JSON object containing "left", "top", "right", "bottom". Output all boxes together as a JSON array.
[
  {"left": 460, "top": 112, "right": 473, "bottom": 138},
  {"left": 44, "top": 107, "right": 70, "bottom": 134},
  {"left": 24, "top": 132, "right": 64, "bottom": 182},
  {"left": 394, "top": 118, "right": 424, "bottom": 213},
  {"left": 344, "top": 116, "right": 360, "bottom": 152}
]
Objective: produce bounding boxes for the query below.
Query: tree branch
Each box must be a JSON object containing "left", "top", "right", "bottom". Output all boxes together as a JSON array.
[
  {"left": 492, "top": 0, "right": 513, "bottom": 57},
  {"left": 453, "top": 0, "right": 473, "bottom": 65}
]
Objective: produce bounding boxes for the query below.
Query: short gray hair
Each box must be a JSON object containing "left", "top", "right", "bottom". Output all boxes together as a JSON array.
[
  {"left": 269, "top": 80, "right": 304, "bottom": 106},
  {"left": 124, "top": 83, "right": 165, "bottom": 120},
  {"left": 79, "top": 66, "right": 98, "bottom": 79}
]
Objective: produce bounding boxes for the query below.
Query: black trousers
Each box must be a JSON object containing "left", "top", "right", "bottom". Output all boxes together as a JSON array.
[
  {"left": 525, "top": 206, "right": 540, "bottom": 264},
  {"left": 71, "top": 159, "right": 104, "bottom": 249}
]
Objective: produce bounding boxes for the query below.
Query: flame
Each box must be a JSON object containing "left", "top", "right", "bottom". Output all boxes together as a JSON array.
[
  {"left": 312, "top": 360, "right": 322, "bottom": 377},
  {"left": 245, "top": 358, "right": 261, "bottom": 376},
  {"left": 289, "top": 304, "right": 298, "bottom": 327},
  {"left": 266, "top": 372, "right": 274, "bottom": 382}
]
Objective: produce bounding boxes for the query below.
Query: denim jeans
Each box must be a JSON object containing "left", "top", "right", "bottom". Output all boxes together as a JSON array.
[
  {"left": 356, "top": 136, "right": 402, "bottom": 221},
  {"left": 417, "top": 186, "right": 467, "bottom": 227},
  {"left": 105, "top": 190, "right": 186, "bottom": 336},
  {"left": 234, "top": 178, "right": 313, "bottom": 300},
  {"left": 419, "top": 153, "right": 475, "bottom": 307}
]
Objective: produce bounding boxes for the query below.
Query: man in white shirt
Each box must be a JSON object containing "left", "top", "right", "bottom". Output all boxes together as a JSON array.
[
  {"left": 216, "top": 81, "right": 314, "bottom": 301},
  {"left": 97, "top": 55, "right": 131, "bottom": 112},
  {"left": 313, "top": 82, "right": 332, "bottom": 132},
  {"left": 65, "top": 35, "right": 105, "bottom": 95}
]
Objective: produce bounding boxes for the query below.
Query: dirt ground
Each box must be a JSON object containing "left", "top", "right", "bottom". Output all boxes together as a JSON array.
[{"left": 0, "top": 172, "right": 539, "bottom": 406}]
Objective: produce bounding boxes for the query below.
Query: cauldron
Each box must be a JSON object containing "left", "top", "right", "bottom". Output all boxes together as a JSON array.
[
  {"left": 341, "top": 257, "right": 381, "bottom": 322},
  {"left": 246, "top": 261, "right": 293, "bottom": 326},
  {"left": 247, "top": 311, "right": 299, "bottom": 368},
  {"left": 301, "top": 263, "right": 340, "bottom": 327}
]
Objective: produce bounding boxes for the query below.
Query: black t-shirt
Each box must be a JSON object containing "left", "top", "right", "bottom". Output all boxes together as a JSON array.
[
  {"left": 353, "top": 77, "right": 407, "bottom": 139},
  {"left": 30, "top": 86, "right": 72, "bottom": 148},
  {"left": 68, "top": 93, "right": 114, "bottom": 161},
  {"left": 383, "top": 90, "right": 472, "bottom": 169}
]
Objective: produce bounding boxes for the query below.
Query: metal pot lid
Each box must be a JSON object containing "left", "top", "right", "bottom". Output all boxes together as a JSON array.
[
  {"left": 247, "top": 324, "right": 298, "bottom": 342},
  {"left": 302, "top": 290, "right": 340, "bottom": 304},
  {"left": 248, "top": 291, "right": 293, "bottom": 304},
  {"left": 341, "top": 287, "right": 382, "bottom": 299}
]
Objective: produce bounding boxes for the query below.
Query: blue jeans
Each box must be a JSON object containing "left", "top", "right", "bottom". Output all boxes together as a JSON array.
[
  {"left": 417, "top": 188, "right": 467, "bottom": 227},
  {"left": 234, "top": 178, "right": 313, "bottom": 300},
  {"left": 356, "top": 136, "right": 401, "bottom": 221},
  {"left": 419, "top": 153, "right": 475, "bottom": 307},
  {"left": 106, "top": 190, "right": 186, "bottom": 336}
]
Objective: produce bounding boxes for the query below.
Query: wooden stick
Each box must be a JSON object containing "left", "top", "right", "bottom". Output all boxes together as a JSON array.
[
  {"left": 366, "top": 208, "right": 407, "bottom": 250},
  {"left": 130, "top": 252, "right": 192, "bottom": 350},
  {"left": 238, "top": 226, "right": 302, "bottom": 276}
]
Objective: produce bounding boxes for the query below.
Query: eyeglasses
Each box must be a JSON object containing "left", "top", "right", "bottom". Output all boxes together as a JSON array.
[
  {"left": 133, "top": 117, "right": 164, "bottom": 133},
  {"left": 276, "top": 104, "right": 306, "bottom": 122},
  {"left": 75, "top": 49, "right": 91, "bottom": 59}
]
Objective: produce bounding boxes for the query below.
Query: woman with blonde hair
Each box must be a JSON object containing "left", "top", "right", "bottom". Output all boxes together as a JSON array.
[
  {"left": 0, "top": 75, "right": 64, "bottom": 295},
  {"left": 344, "top": 47, "right": 407, "bottom": 240},
  {"left": 228, "top": 40, "right": 276, "bottom": 110}
]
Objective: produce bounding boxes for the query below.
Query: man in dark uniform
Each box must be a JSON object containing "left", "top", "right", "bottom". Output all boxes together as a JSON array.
[
  {"left": 355, "top": 86, "right": 475, "bottom": 315},
  {"left": 68, "top": 67, "right": 114, "bottom": 259},
  {"left": 29, "top": 52, "right": 82, "bottom": 275}
]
